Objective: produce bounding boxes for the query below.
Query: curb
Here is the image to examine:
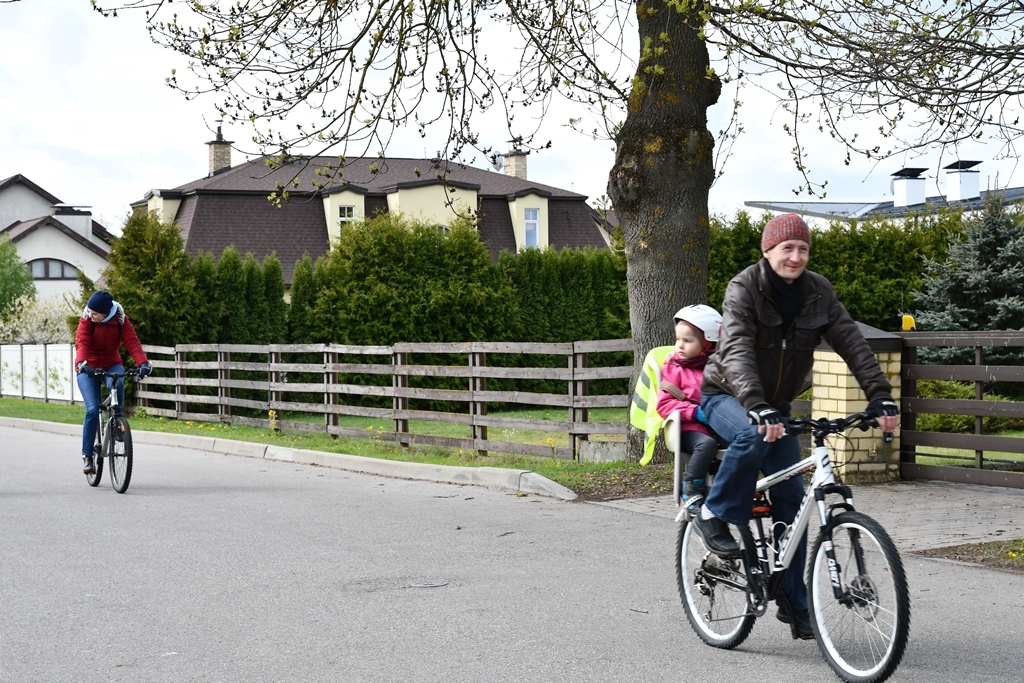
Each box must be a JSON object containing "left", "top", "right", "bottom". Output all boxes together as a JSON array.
[{"left": 0, "top": 416, "right": 578, "bottom": 500}]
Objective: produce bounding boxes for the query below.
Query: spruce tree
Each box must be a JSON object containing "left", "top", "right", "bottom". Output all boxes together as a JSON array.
[{"left": 915, "top": 194, "right": 1024, "bottom": 364}]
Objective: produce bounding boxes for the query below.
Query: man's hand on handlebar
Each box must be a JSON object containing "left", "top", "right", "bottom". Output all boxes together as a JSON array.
[
  {"left": 748, "top": 404, "right": 786, "bottom": 442},
  {"left": 868, "top": 397, "right": 901, "bottom": 434}
]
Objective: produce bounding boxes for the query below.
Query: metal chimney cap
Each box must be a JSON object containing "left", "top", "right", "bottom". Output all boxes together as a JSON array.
[
  {"left": 891, "top": 167, "right": 928, "bottom": 179},
  {"left": 943, "top": 160, "right": 981, "bottom": 171}
]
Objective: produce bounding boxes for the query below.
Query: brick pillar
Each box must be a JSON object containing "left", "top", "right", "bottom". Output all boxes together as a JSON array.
[{"left": 811, "top": 349, "right": 901, "bottom": 482}]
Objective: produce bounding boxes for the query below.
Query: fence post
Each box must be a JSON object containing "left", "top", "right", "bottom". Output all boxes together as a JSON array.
[
  {"left": 899, "top": 342, "right": 916, "bottom": 466},
  {"left": 469, "top": 347, "right": 488, "bottom": 457},
  {"left": 175, "top": 347, "right": 186, "bottom": 418},
  {"left": 325, "top": 346, "right": 339, "bottom": 436},
  {"left": 570, "top": 345, "right": 589, "bottom": 461},
  {"left": 219, "top": 347, "right": 232, "bottom": 422},
  {"left": 393, "top": 349, "right": 409, "bottom": 446},
  {"left": 42, "top": 344, "right": 49, "bottom": 403},
  {"left": 268, "top": 347, "right": 281, "bottom": 430},
  {"left": 975, "top": 345, "right": 984, "bottom": 469}
]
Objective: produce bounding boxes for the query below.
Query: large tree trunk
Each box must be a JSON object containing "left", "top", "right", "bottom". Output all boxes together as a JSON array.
[{"left": 608, "top": 7, "right": 719, "bottom": 462}]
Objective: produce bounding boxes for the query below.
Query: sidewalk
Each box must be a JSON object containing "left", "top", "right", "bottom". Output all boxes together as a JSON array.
[{"left": 592, "top": 480, "right": 1024, "bottom": 552}]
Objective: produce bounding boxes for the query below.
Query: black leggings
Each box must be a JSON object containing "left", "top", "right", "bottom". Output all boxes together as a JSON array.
[{"left": 679, "top": 430, "right": 720, "bottom": 483}]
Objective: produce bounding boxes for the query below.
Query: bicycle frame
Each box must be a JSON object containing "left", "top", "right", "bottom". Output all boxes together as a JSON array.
[{"left": 740, "top": 415, "right": 879, "bottom": 611}]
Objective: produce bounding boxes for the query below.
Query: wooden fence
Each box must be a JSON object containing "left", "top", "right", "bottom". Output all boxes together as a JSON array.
[
  {"left": 137, "top": 339, "right": 635, "bottom": 460},
  {"left": 901, "top": 331, "right": 1024, "bottom": 488}
]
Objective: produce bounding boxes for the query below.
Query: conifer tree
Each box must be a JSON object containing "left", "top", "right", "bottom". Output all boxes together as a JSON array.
[
  {"left": 103, "top": 211, "right": 195, "bottom": 347},
  {"left": 242, "top": 253, "right": 268, "bottom": 343},
  {"left": 288, "top": 254, "right": 315, "bottom": 344},
  {"left": 262, "top": 253, "right": 287, "bottom": 344},
  {"left": 216, "top": 246, "right": 248, "bottom": 344},
  {"left": 915, "top": 195, "right": 1024, "bottom": 364}
]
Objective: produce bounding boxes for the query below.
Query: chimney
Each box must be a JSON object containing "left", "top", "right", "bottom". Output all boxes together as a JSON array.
[
  {"left": 206, "top": 121, "right": 233, "bottom": 176},
  {"left": 944, "top": 160, "right": 981, "bottom": 202},
  {"left": 53, "top": 204, "right": 93, "bottom": 241},
  {"left": 891, "top": 167, "right": 927, "bottom": 207},
  {"left": 504, "top": 147, "right": 529, "bottom": 180}
]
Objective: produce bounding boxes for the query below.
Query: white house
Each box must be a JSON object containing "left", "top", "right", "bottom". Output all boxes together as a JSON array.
[{"left": 0, "top": 175, "right": 113, "bottom": 301}]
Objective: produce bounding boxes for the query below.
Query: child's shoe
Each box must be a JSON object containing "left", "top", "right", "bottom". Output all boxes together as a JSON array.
[{"left": 674, "top": 478, "right": 706, "bottom": 522}]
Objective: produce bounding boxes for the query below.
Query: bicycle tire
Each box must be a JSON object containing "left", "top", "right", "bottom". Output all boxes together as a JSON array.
[
  {"left": 807, "top": 510, "right": 910, "bottom": 683},
  {"left": 86, "top": 435, "right": 103, "bottom": 487},
  {"left": 108, "top": 416, "right": 133, "bottom": 494},
  {"left": 676, "top": 520, "right": 756, "bottom": 649}
]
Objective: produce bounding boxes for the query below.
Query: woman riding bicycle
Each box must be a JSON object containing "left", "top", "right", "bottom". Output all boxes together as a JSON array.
[
  {"left": 695, "top": 214, "right": 900, "bottom": 639},
  {"left": 74, "top": 291, "right": 151, "bottom": 475}
]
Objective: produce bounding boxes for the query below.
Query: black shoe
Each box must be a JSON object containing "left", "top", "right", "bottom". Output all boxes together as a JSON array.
[
  {"left": 691, "top": 513, "right": 740, "bottom": 557},
  {"left": 777, "top": 605, "right": 815, "bottom": 640},
  {"left": 82, "top": 456, "right": 96, "bottom": 474}
]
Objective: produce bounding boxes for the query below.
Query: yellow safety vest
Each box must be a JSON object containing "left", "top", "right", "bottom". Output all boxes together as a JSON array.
[{"left": 629, "top": 345, "right": 677, "bottom": 466}]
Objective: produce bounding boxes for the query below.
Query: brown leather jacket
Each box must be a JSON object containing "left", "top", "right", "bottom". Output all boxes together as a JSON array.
[{"left": 702, "top": 260, "right": 892, "bottom": 415}]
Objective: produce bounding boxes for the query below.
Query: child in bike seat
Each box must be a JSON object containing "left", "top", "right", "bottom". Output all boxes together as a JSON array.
[
  {"left": 74, "top": 291, "right": 151, "bottom": 475},
  {"left": 655, "top": 304, "right": 723, "bottom": 520}
]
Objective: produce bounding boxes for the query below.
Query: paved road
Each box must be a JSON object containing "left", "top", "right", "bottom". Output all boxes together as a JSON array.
[{"left": 2, "top": 424, "right": 1023, "bottom": 682}]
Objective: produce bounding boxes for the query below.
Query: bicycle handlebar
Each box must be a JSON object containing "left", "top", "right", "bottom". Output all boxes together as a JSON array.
[
  {"left": 784, "top": 412, "right": 894, "bottom": 443},
  {"left": 83, "top": 367, "right": 143, "bottom": 379}
]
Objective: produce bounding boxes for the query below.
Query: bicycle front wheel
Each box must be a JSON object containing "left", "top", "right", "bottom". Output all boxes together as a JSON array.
[
  {"left": 86, "top": 435, "right": 103, "bottom": 487},
  {"left": 676, "top": 520, "right": 756, "bottom": 649},
  {"left": 808, "top": 510, "right": 910, "bottom": 683},
  {"left": 108, "top": 417, "right": 133, "bottom": 494}
]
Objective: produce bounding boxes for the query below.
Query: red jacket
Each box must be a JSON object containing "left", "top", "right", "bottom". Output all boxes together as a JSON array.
[{"left": 74, "top": 309, "right": 148, "bottom": 370}]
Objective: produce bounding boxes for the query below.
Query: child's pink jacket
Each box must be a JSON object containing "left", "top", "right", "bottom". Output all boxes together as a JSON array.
[{"left": 656, "top": 351, "right": 711, "bottom": 437}]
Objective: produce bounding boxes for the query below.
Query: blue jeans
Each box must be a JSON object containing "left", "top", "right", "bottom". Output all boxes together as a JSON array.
[
  {"left": 701, "top": 393, "right": 808, "bottom": 611},
  {"left": 77, "top": 365, "right": 124, "bottom": 456}
]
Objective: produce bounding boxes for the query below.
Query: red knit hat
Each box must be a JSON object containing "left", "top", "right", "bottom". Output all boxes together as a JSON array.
[{"left": 762, "top": 213, "right": 812, "bottom": 252}]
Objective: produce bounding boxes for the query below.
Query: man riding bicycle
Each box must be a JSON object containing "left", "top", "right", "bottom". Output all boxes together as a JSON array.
[
  {"left": 694, "top": 214, "right": 900, "bottom": 639},
  {"left": 74, "top": 291, "right": 151, "bottom": 475}
]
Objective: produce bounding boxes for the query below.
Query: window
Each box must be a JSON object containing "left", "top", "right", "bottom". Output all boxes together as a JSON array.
[
  {"left": 339, "top": 205, "right": 356, "bottom": 223},
  {"left": 28, "top": 259, "right": 79, "bottom": 280},
  {"left": 524, "top": 208, "right": 539, "bottom": 248}
]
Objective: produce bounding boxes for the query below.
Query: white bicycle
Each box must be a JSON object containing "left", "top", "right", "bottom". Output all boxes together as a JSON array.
[{"left": 675, "top": 411, "right": 910, "bottom": 683}]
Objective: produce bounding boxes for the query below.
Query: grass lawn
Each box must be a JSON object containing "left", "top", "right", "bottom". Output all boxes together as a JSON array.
[{"left": 0, "top": 397, "right": 672, "bottom": 500}]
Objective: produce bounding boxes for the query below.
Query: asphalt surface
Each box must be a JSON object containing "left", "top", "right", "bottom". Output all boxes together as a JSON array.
[{"left": 2, "top": 419, "right": 1024, "bottom": 682}]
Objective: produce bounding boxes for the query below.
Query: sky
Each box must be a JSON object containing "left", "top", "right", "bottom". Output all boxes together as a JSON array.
[{"left": 2, "top": 0, "right": 1021, "bottom": 234}]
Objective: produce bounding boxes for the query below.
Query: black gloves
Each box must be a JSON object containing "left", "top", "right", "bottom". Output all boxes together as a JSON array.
[
  {"left": 748, "top": 404, "right": 784, "bottom": 426},
  {"left": 138, "top": 362, "right": 152, "bottom": 379},
  {"left": 76, "top": 362, "right": 92, "bottom": 375},
  {"left": 867, "top": 397, "right": 899, "bottom": 418}
]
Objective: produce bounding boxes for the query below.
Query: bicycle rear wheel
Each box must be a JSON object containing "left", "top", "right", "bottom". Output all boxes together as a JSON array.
[
  {"left": 676, "top": 520, "right": 756, "bottom": 648},
  {"left": 86, "top": 435, "right": 103, "bottom": 487},
  {"left": 108, "top": 416, "right": 133, "bottom": 494},
  {"left": 808, "top": 510, "right": 910, "bottom": 683}
]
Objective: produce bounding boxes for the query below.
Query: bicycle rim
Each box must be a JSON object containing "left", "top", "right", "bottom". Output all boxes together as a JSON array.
[
  {"left": 808, "top": 511, "right": 910, "bottom": 683},
  {"left": 676, "top": 520, "right": 756, "bottom": 649},
  {"left": 108, "top": 417, "right": 133, "bottom": 494}
]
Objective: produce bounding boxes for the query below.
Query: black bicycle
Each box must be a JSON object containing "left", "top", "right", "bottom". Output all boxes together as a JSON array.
[
  {"left": 84, "top": 367, "right": 140, "bottom": 494},
  {"left": 676, "top": 412, "right": 910, "bottom": 683}
]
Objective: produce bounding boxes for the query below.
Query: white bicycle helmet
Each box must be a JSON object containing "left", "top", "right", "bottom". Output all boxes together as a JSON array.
[{"left": 673, "top": 304, "right": 723, "bottom": 343}]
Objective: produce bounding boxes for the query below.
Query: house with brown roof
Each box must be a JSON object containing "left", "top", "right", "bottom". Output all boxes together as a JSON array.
[
  {"left": 0, "top": 174, "right": 114, "bottom": 301},
  {"left": 132, "top": 131, "right": 610, "bottom": 285}
]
